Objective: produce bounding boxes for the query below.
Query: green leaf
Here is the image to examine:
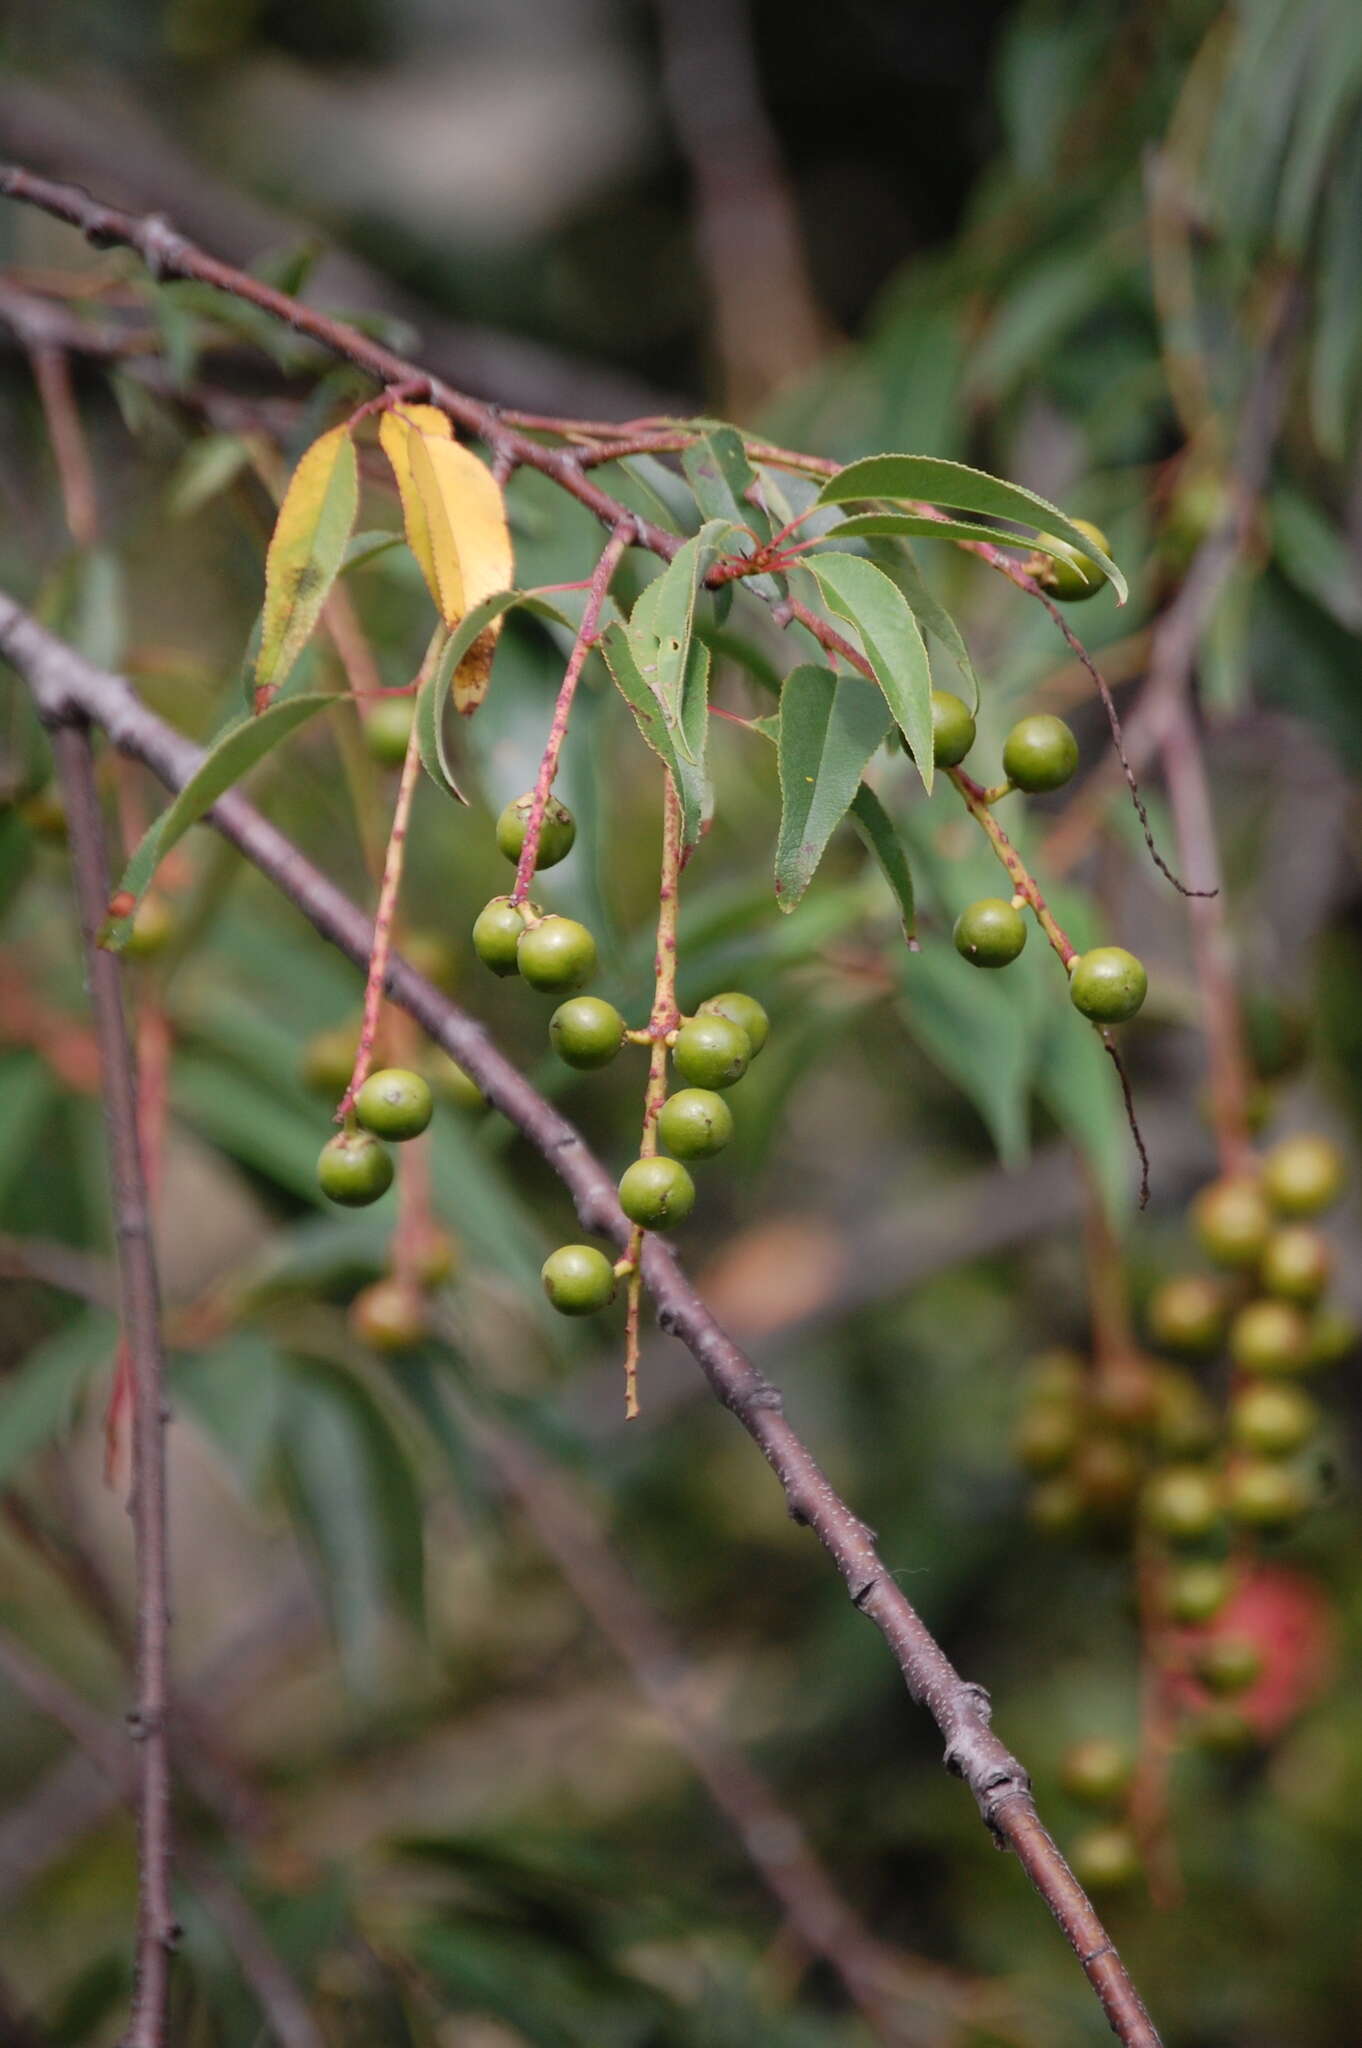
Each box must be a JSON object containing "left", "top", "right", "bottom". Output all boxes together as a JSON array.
[
  {"left": 255, "top": 423, "right": 359, "bottom": 702},
  {"left": 799, "top": 552, "right": 935, "bottom": 791},
  {"left": 0, "top": 1312, "right": 116, "bottom": 1487},
  {"left": 277, "top": 1357, "right": 426, "bottom": 1692},
  {"left": 825, "top": 512, "right": 1081, "bottom": 564},
  {"left": 773, "top": 665, "right": 890, "bottom": 910},
  {"left": 868, "top": 539, "right": 983, "bottom": 710},
  {"left": 849, "top": 783, "right": 916, "bottom": 943},
  {"left": 817, "top": 454, "right": 1126, "bottom": 603},
  {"left": 104, "top": 695, "right": 337, "bottom": 949},
  {"left": 415, "top": 591, "right": 573, "bottom": 802},
  {"left": 626, "top": 519, "right": 735, "bottom": 761},
  {"left": 600, "top": 620, "right": 710, "bottom": 851},
  {"left": 681, "top": 428, "right": 779, "bottom": 599},
  {"left": 342, "top": 529, "right": 406, "bottom": 575},
  {"left": 165, "top": 433, "right": 251, "bottom": 518},
  {"left": 173, "top": 1332, "right": 284, "bottom": 1494},
  {"left": 1035, "top": 1006, "right": 1131, "bottom": 1225}
]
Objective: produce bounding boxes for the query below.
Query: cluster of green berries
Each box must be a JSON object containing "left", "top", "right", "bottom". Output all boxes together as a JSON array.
[
  {"left": 466, "top": 790, "right": 771, "bottom": 1316},
  {"left": 316, "top": 1067, "right": 433, "bottom": 1207},
  {"left": 925, "top": 675, "right": 1148, "bottom": 1025},
  {"left": 541, "top": 991, "right": 770, "bottom": 1317}
]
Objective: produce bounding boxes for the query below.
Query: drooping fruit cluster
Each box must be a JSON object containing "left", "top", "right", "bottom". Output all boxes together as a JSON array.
[
  {"left": 933, "top": 687, "right": 1148, "bottom": 1026},
  {"left": 1027, "top": 1129, "right": 1350, "bottom": 1879}
]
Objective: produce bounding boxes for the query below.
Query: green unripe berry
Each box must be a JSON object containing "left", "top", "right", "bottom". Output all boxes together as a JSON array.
[
  {"left": 1069, "top": 1823, "right": 1140, "bottom": 1891},
  {"left": 354, "top": 1067, "right": 433, "bottom": 1141},
  {"left": 517, "top": 916, "right": 598, "bottom": 993},
  {"left": 672, "top": 1015, "right": 751, "bottom": 1089},
  {"left": 1196, "top": 1635, "right": 1263, "bottom": 1696},
  {"left": 1069, "top": 946, "right": 1147, "bottom": 1023},
  {"left": 953, "top": 897, "right": 1027, "bottom": 968},
  {"left": 1013, "top": 1401, "right": 1081, "bottom": 1476},
  {"left": 1142, "top": 1464, "right": 1222, "bottom": 1545},
  {"left": 549, "top": 996, "right": 625, "bottom": 1070},
  {"left": 1229, "top": 1382, "right": 1318, "bottom": 1459},
  {"left": 496, "top": 792, "right": 576, "bottom": 871},
  {"left": 1262, "top": 1133, "right": 1345, "bottom": 1218},
  {"left": 1026, "top": 1474, "right": 1084, "bottom": 1536},
  {"left": 1061, "top": 1738, "right": 1134, "bottom": 1809},
  {"left": 1150, "top": 1368, "right": 1219, "bottom": 1460},
  {"left": 1039, "top": 518, "right": 1112, "bottom": 603},
  {"left": 1225, "top": 1458, "right": 1309, "bottom": 1532},
  {"left": 1073, "top": 1434, "right": 1141, "bottom": 1522},
  {"left": 1192, "top": 1175, "right": 1271, "bottom": 1268},
  {"left": 618, "top": 1155, "right": 696, "bottom": 1231},
  {"left": 122, "top": 892, "right": 175, "bottom": 961},
  {"left": 473, "top": 895, "right": 536, "bottom": 976},
  {"left": 317, "top": 1130, "right": 394, "bottom": 1207},
  {"left": 930, "top": 689, "right": 976, "bottom": 767},
  {"left": 657, "top": 1088, "right": 734, "bottom": 1160},
  {"left": 1163, "top": 1559, "right": 1233, "bottom": 1627},
  {"left": 541, "top": 1244, "right": 617, "bottom": 1316},
  {"left": 349, "top": 1277, "right": 427, "bottom": 1352},
  {"left": 697, "top": 991, "right": 769, "bottom": 1057},
  {"left": 1002, "top": 713, "right": 1080, "bottom": 794},
  {"left": 363, "top": 697, "right": 416, "bottom": 768},
  {"left": 1229, "top": 1297, "right": 1310, "bottom": 1376},
  {"left": 1192, "top": 1704, "right": 1257, "bottom": 1755},
  {"left": 1146, "top": 1274, "right": 1228, "bottom": 1358},
  {"left": 1259, "top": 1224, "right": 1332, "bottom": 1305}
]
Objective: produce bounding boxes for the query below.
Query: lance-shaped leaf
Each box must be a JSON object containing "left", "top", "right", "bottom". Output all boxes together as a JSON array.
[
  {"left": 771, "top": 665, "right": 890, "bottom": 910},
  {"left": 102, "top": 694, "right": 337, "bottom": 949},
  {"left": 868, "top": 540, "right": 983, "bottom": 711},
  {"left": 415, "top": 591, "right": 573, "bottom": 802},
  {"left": 682, "top": 428, "right": 780, "bottom": 600},
  {"left": 800, "top": 552, "right": 935, "bottom": 792},
  {"left": 817, "top": 453, "right": 1126, "bottom": 603},
  {"left": 255, "top": 423, "right": 359, "bottom": 702},
  {"left": 849, "top": 783, "right": 917, "bottom": 944},
  {"left": 395, "top": 420, "right": 515, "bottom": 709},
  {"left": 626, "top": 519, "right": 735, "bottom": 762},
  {"left": 379, "top": 404, "right": 452, "bottom": 608},
  {"left": 601, "top": 619, "right": 710, "bottom": 851},
  {"left": 825, "top": 512, "right": 1082, "bottom": 564}
]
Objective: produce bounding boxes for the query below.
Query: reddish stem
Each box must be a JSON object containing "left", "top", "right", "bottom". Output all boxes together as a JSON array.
[
  {"left": 336, "top": 707, "right": 424, "bottom": 1120},
  {"left": 510, "top": 522, "right": 633, "bottom": 905}
]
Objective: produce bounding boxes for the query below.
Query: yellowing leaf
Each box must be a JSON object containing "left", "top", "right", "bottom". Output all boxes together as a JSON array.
[
  {"left": 255, "top": 423, "right": 358, "bottom": 704},
  {"left": 379, "top": 407, "right": 450, "bottom": 612},
  {"left": 412, "top": 434, "right": 515, "bottom": 711}
]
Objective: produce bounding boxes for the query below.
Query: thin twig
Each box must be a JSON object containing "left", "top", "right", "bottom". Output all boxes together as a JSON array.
[
  {"left": 29, "top": 343, "right": 98, "bottom": 546},
  {"left": 0, "top": 1628, "right": 324, "bottom": 2048},
  {"left": 46, "top": 719, "right": 175, "bottom": 2048},
  {"left": 510, "top": 521, "right": 633, "bottom": 905},
  {"left": 0, "top": 597, "right": 1162, "bottom": 2048}
]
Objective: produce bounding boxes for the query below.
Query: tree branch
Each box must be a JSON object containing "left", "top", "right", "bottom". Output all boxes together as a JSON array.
[
  {"left": 0, "top": 594, "right": 1161, "bottom": 2048},
  {"left": 45, "top": 719, "right": 175, "bottom": 2048}
]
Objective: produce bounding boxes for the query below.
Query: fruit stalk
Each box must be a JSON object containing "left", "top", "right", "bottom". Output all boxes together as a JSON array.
[
  {"left": 336, "top": 651, "right": 431, "bottom": 1121},
  {"left": 509, "top": 520, "right": 634, "bottom": 905}
]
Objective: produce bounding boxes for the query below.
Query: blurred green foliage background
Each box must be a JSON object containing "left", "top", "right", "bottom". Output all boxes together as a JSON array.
[{"left": 1, "top": 2, "right": 1362, "bottom": 2043}]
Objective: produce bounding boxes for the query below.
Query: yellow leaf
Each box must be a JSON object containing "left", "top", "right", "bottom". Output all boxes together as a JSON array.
[
  {"left": 379, "top": 408, "right": 448, "bottom": 613},
  {"left": 255, "top": 422, "right": 358, "bottom": 703}
]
